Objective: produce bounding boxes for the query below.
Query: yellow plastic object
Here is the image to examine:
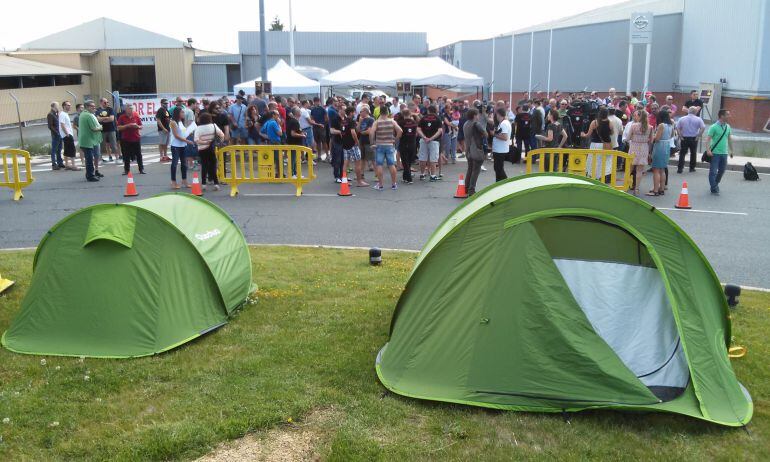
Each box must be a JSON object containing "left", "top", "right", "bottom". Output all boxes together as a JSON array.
[
  {"left": 216, "top": 145, "right": 316, "bottom": 197},
  {"left": 728, "top": 346, "right": 747, "bottom": 359},
  {"left": 0, "top": 274, "right": 14, "bottom": 294},
  {"left": 525, "top": 148, "right": 634, "bottom": 192},
  {"left": 1, "top": 149, "right": 34, "bottom": 201}
]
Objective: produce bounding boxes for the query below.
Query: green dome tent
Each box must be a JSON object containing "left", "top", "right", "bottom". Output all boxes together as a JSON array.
[
  {"left": 376, "top": 174, "right": 752, "bottom": 427},
  {"left": 2, "top": 194, "right": 254, "bottom": 358}
]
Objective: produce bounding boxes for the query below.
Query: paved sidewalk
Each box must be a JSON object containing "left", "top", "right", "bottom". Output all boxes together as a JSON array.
[{"left": 668, "top": 154, "right": 770, "bottom": 173}]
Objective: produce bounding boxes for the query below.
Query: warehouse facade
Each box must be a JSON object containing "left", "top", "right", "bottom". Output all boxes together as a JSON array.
[{"left": 430, "top": 0, "right": 770, "bottom": 132}]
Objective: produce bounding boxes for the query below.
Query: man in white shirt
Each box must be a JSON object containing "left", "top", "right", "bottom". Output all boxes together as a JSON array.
[
  {"left": 608, "top": 109, "right": 623, "bottom": 149},
  {"left": 355, "top": 94, "right": 370, "bottom": 118},
  {"left": 491, "top": 107, "right": 511, "bottom": 182},
  {"left": 59, "top": 101, "right": 79, "bottom": 171},
  {"left": 299, "top": 100, "right": 315, "bottom": 154}
]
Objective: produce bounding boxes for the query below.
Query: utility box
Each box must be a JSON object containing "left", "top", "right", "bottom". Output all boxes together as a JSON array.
[{"left": 698, "top": 83, "right": 722, "bottom": 123}]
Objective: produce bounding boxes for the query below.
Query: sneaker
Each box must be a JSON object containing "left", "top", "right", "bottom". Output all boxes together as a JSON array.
[
  {"left": 419, "top": 174, "right": 426, "bottom": 181},
  {"left": 372, "top": 183, "right": 384, "bottom": 191},
  {"left": 87, "top": 177, "right": 99, "bottom": 182},
  {"left": 139, "top": 170, "right": 146, "bottom": 174},
  {"left": 96, "top": 171, "right": 104, "bottom": 178},
  {"left": 213, "top": 184, "right": 220, "bottom": 191},
  {"left": 335, "top": 178, "right": 342, "bottom": 184},
  {"left": 52, "top": 165, "right": 61, "bottom": 171},
  {"left": 391, "top": 183, "right": 398, "bottom": 190},
  {"left": 689, "top": 168, "right": 696, "bottom": 172},
  {"left": 404, "top": 179, "right": 414, "bottom": 184},
  {"left": 108, "top": 156, "right": 113, "bottom": 162},
  {"left": 480, "top": 165, "right": 488, "bottom": 171},
  {"left": 429, "top": 175, "right": 438, "bottom": 182}
]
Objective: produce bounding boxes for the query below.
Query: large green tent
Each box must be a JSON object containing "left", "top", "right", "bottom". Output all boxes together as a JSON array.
[
  {"left": 2, "top": 193, "right": 254, "bottom": 358},
  {"left": 376, "top": 174, "right": 752, "bottom": 427}
]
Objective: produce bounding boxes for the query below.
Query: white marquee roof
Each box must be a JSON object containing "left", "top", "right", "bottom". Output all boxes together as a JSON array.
[
  {"left": 319, "top": 57, "right": 483, "bottom": 87},
  {"left": 233, "top": 59, "right": 320, "bottom": 95}
]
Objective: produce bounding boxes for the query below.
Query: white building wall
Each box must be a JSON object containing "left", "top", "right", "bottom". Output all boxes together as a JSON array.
[{"left": 678, "top": 0, "right": 764, "bottom": 94}]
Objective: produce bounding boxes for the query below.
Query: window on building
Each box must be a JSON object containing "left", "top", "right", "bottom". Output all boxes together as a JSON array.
[
  {"left": 54, "top": 75, "right": 83, "bottom": 86},
  {"left": 0, "top": 76, "right": 20, "bottom": 90},
  {"left": 21, "top": 76, "right": 54, "bottom": 88}
]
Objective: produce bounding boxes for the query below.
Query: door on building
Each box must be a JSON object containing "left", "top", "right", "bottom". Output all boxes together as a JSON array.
[{"left": 109, "top": 56, "right": 157, "bottom": 94}]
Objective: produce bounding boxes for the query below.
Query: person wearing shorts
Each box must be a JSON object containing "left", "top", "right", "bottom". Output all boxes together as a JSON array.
[
  {"left": 96, "top": 98, "right": 119, "bottom": 162},
  {"left": 339, "top": 107, "right": 367, "bottom": 186},
  {"left": 357, "top": 106, "right": 376, "bottom": 179},
  {"left": 417, "top": 105, "right": 443, "bottom": 181},
  {"left": 156, "top": 98, "right": 171, "bottom": 162},
  {"left": 370, "top": 105, "right": 403, "bottom": 190}
]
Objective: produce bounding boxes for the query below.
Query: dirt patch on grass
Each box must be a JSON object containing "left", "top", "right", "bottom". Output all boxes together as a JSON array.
[{"left": 196, "top": 408, "right": 338, "bottom": 462}]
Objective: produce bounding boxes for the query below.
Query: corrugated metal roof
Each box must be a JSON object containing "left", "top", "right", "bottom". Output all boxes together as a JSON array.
[
  {"left": 19, "top": 17, "right": 190, "bottom": 50},
  {"left": 9, "top": 49, "right": 98, "bottom": 56},
  {"left": 239, "top": 31, "right": 428, "bottom": 56},
  {"left": 510, "top": 0, "right": 683, "bottom": 34},
  {"left": 0, "top": 55, "right": 90, "bottom": 77}
]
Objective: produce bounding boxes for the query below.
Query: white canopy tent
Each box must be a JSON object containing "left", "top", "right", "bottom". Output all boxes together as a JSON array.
[
  {"left": 233, "top": 59, "right": 320, "bottom": 95},
  {"left": 319, "top": 57, "right": 484, "bottom": 88}
]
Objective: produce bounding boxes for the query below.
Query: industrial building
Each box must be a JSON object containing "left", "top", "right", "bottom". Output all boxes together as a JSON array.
[{"left": 430, "top": 0, "right": 770, "bottom": 132}]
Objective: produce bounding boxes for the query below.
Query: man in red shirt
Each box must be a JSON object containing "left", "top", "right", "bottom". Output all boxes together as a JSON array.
[{"left": 117, "top": 104, "right": 144, "bottom": 175}]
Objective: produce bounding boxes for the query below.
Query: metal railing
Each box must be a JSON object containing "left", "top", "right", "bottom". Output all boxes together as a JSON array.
[
  {"left": 216, "top": 145, "right": 316, "bottom": 197},
  {"left": 525, "top": 148, "right": 634, "bottom": 191},
  {"left": 0, "top": 149, "right": 34, "bottom": 201}
]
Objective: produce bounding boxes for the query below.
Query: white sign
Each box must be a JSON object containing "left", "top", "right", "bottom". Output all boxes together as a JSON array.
[
  {"left": 629, "top": 11, "right": 654, "bottom": 44},
  {"left": 122, "top": 96, "right": 238, "bottom": 126}
]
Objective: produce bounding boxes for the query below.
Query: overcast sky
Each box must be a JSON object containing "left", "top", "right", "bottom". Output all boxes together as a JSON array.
[{"left": 2, "top": 0, "right": 626, "bottom": 52}]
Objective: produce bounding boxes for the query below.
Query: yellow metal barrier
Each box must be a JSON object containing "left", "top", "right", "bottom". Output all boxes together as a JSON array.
[
  {"left": 1, "top": 149, "right": 34, "bottom": 201},
  {"left": 216, "top": 145, "right": 316, "bottom": 197},
  {"left": 525, "top": 148, "right": 634, "bottom": 191}
]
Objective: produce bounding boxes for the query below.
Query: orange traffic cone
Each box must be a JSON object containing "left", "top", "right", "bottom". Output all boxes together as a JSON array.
[
  {"left": 453, "top": 174, "right": 468, "bottom": 198},
  {"left": 675, "top": 181, "right": 692, "bottom": 209},
  {"left": 338, "top": 172, "right": 352, "bottom": 196},
  {"left": 191, "top": 172, "right": 203, "bottom": 196},
  {"left": 124, "top": 172, "right": 138, "bottom": 197}
]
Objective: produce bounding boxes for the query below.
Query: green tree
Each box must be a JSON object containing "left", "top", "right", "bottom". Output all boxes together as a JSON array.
[{"left": 269, "top": 16, "right": 284, "bottom": 31}]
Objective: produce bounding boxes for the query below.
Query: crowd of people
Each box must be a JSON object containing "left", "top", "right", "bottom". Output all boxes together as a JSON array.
[{"left": 44, "top": 86, "right": 733, "bottom": 196}]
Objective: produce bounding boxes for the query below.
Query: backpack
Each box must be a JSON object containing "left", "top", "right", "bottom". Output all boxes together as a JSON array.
[{"left": 743, "top": 162, "right": 759, "bottom": 181}]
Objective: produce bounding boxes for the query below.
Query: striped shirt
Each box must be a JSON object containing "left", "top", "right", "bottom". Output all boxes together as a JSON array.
[{"left": 373, "top": 119, "right": 396, "bottom": 146}]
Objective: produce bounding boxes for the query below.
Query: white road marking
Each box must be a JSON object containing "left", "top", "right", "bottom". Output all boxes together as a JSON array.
[
  {"left": 658, "top": 207, "right": 748, "bottom": 216},
  {"left": 241, "top": 193, "right": 338, "bottom": 197}
]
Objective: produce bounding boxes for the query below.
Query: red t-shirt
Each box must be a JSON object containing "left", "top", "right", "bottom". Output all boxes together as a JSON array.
[
  {"left": 277, "top": 104, "right": 287, "bottom": 131},
  {"left": 118, "top": 113, "right": 142, "bottom": 142}
]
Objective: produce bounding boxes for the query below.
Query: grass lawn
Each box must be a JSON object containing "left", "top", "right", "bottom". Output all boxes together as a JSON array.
[{"left": 0, "top": 246, "right": 767, "bottom": 461}]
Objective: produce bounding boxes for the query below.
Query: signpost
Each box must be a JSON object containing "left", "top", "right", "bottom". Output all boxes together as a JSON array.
[
  {"left": 396, "top": 81, "right": 412, "bottom": 95},
  {"left": 626, "top": 12, "right": 654, "bottom": 95},
  {"left": 255, "top": 81, "right": 272, "bottom": 95}
]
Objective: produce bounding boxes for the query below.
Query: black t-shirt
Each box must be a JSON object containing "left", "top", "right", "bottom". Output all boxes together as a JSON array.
[
  {"left": 330, "top": 116, "right": 343, "bottom": 144},
  {"left": 515, "top": 112, "right": 531, "bottom": 139},
  {"left": 545, "top": 122, "right": 564, "bottom": 148},
  {"left": 156, "top": 107, "right": 170, "bottom": 131},
  {"left": 286, "top": 117, "right": 303, "bottom": 145},
  {"left": 419, "top": 114, "right": 441, "bottom": 139},
  {"left": 340, "top": 117, "right": 357, "bottom": 149},
  {"left": 96, "top": 106, "right": 116, "bottom": 132},
  {"left": 398, "top": 117, "right": 418, "bottom": 139},
  {"left": 684, "top": 98, "right": 704, "bottom": 109}
]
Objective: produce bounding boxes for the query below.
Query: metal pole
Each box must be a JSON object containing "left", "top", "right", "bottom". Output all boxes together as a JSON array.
[
  {"left": 9, "top": 93, "right": 24, "bottom": 150},
  {"left": 65, "top": 90, "right": 77, "bottom": 106},
  {"left": 528, "top": 32, "right": 534, "bottom": 99},
  {"left": 259, "top": 0, "right": 268, "bottom": 83},
  {"left": 642, "top": 43, "right": 651, "bottom": 95},
  {"left": 490, "top": 36, "right": 496, "bottom": 100},
  {"left": 626, "top": 43, "right": 634, "bottom": 95},
  {"left": 288, "top": 0, "right": 295, "bottom": 67},
  {"left": 546, "top": 29, "right": 553, "bottom": 98},
  {"left": 508, "top": 34, "right": 515, "bottom": 105}
]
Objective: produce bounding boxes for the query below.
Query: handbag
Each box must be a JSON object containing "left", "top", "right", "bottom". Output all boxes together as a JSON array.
[{"left": 702, "top": 124, "right": 728, "bottom": 163}]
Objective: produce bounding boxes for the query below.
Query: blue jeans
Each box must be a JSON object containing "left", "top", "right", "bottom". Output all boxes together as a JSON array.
[
  {"left": 171, "top": 146, "right": 187, "bottom": 182},
  {"left": 708, "top": 154, "right": 727, "bottom": 192},
  {"left": 443, "top": 133, "right": 457, "bottom": 160},
  {"left": 82, "top": 146, "right": 96, "bottom": 180},
  {"left": 50, "top": 134, "right": 63, "bottom": 167},
  {"left": 331, "top": 140, "right": 344, "bottom": 179},
  {"left": 302, "top": 127, "right": 313, "bottom": 148},
  {"left": 375, "top": 145, "right": 396, "bottom": 166}
]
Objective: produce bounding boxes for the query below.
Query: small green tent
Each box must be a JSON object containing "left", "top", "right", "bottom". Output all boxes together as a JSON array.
[
  {"left": 2, "top": 193, "right": 254, "bottom": 358},
  {"left": 376, "top": 174, "right": 752, "bottom": 427}
]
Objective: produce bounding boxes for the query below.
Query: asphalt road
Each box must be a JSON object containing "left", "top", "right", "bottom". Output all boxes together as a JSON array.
[{"left": 2, "top": 148, "right": 768, "bottom": 289}]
